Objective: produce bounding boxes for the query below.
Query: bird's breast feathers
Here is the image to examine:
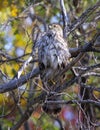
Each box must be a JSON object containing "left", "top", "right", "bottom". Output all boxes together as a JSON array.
[{"left": 38, "top": 33, "right": 70, "bottom": 70}]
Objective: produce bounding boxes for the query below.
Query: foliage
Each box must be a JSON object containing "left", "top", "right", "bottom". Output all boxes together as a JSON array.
[{"left": 0, "top": 0, "right": 100, "bottom": 130}]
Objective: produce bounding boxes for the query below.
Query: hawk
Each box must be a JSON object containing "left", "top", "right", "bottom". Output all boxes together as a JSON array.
[{"left": 35, "top": 23, "right": 71, "bottom": 114}]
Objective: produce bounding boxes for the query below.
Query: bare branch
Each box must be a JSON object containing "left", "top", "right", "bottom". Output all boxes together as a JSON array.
[
  {"left": 66, "top": 1, "right": 100, "bottom": 36},
  {"left": 56, "top": 63, "right": 100, "bottom": 92},
  {"left": 0, "top": 50, "right": 31, "bottom": 63},
  {"left": 80, "top": 84, "right": 100, "bottom": 92},
  {"left": 0, "top": 68, "right": 40, "bottom": 93},
  {"left": 60, "top": 0, "right": 70, "bottom": 38},
  {"left": 46, "top": 99, "right": 100, "bottom": 107},
  {"left": 17, "top": 56, "right": 33, "bottom": 79},
  {"left": 83, "top": 72, "right": 100, "bottom": 77}
]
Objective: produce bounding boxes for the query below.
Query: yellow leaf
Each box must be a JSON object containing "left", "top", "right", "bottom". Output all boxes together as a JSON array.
[
  {"left": 11, "top": 5, "right": 18, "bottom": 17},
  {"left": 0, "top": 94, "right": 8, "bottom": 105},
  {"left": 93, "top": 90, "right": 100, "bottom": 98}
]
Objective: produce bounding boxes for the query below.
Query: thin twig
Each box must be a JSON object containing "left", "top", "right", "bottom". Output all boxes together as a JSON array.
[{"left": 66, "top": 1, "right": 100, "bottom": 36}]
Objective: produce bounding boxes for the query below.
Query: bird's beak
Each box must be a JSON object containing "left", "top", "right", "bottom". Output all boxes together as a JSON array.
[{"left": 48, "top": 25, "right": 52, "bottom": 29}]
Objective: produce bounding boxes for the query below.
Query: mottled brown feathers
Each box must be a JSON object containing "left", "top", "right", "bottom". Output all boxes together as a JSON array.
[{"left": 35, "top": 23, "right": 70, "bottom": 114}]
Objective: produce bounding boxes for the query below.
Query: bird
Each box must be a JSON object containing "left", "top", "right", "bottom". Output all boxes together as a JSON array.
[{"left": 35, "top": 23, "right": 71, "bottom": 115}]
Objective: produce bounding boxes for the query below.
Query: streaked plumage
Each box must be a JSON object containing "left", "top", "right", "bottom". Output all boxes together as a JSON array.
[{"left": 35, "top": 23, "right": 71, "bottom": 114}]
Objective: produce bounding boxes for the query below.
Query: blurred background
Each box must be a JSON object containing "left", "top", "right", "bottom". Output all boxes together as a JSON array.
[{"left": 0, "top": 0, "right": 100, "bottom": 130}]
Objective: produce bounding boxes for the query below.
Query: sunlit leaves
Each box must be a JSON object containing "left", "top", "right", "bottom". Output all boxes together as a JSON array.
[{"left": 11, "top": 5, "right": 18, "bottom": 17}]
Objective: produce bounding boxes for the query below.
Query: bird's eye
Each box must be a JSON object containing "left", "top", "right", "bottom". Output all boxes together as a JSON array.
[{"left": 53, "top": 24, "right": 57, "bottom": 28}]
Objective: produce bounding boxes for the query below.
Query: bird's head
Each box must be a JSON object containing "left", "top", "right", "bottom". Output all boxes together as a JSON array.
[{"left": 48, "top": 23, "right": 63, "bottom": 37}]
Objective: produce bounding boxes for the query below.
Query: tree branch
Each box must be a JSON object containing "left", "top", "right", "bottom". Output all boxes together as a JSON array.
[
  {"left": 0, "top": 68, "right": 40, "bottom": 93},
  {"left": 60, "top": 0, "right": 70, "bottom": 38},
  {"left": 66, "top": 1, "right": 100, "bottom": 36}
]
